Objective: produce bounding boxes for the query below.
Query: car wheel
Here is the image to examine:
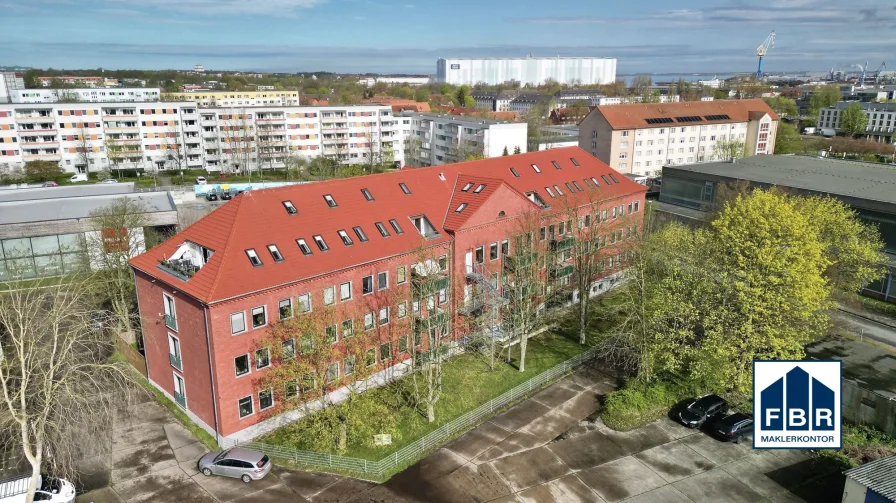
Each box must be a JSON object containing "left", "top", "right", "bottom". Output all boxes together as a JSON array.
[
  {"left": 202, "top": 468, "right": 212, "bottom": 477},
  {"left": 241, "top": 474, "right": 252, "bottom": 483}
]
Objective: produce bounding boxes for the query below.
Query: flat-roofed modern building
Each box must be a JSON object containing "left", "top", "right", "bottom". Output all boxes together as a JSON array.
[
  {"left": 437, "top": 57, "right": 617, "bottom": 86},
  {"left": 163, "top": 90, "right": 300, "bottom": 107},
  {"left": 656, "top": 155, "right": 896, "bottom": 304},
  {"left": 0, "top": 182, "right": 177, "bottom": 281},
  {"left": 402, "top": 112, "right": 527, "bottom": 167},
  {"left": 10, "top": 88, "right": 161, "bottom": 104}
]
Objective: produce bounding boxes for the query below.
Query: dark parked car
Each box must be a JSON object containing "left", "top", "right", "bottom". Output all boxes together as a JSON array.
[
  {"left": 198, "top": 448, "right": 271, "bottom": 483},
  {"left": 713, "top": 413, "right": 753, "bottom": 443},
  {"left": 678, "top": 394, "right": 728, "bottom": 428},
  {"left": 204, "top": 189, "right": 219, "bottom": 201}
]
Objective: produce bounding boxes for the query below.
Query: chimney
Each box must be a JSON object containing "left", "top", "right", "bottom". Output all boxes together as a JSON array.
[{"left": 439, "top": 172, "right": 446, "bottom": 181}]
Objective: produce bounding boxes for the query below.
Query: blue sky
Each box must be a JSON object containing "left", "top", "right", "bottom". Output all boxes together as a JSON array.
[{"left": 1, "top": 0, "right": 894, "bottom": 75}]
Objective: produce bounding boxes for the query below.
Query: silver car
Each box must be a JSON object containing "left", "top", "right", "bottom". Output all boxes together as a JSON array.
[{"left": 197, "top": 448, "right": 271, "bottom": 483}]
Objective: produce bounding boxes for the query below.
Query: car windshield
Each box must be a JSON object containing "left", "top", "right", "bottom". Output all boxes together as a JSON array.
[
  {"left": 214, "top": 449, "right": 231, "bottom": 462},
  {"left": 687, "top": 398, "right": 713, "bottom": 414}
]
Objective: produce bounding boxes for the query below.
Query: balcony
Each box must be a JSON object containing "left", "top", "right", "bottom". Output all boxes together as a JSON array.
[
  {"left": 256, "top": 116, "right": 286, "bottom": 123},
  {"left": 22, "top": 153, "right": 61, "bottom": 161},
  {"left": 102, "top": 112, "right": 136, "bottom": 118},
  {"left": 551, "top": 237, "right": 574, "bottom": 251},
  {"left": 18, "top": 127, "right": 57, "bottom": 134},
  {"left": 164, "top": 313, "right": 178, "bottom": 330},
  {"left": 551, "top": 264, "right": 574, "bottom": 279},
  {"left": 257, "top": 128, "right": 287, "bottom": 135},
  {"left": 414, "top": 311, "right": 449, "bottom": 330},
  {"left": 174, "top": 391, "right": 186, "bottom": 409},
  {"left": 169, "top": 352, "right": 182, "bottom": 370},
  {"left": 15, "top": 115, "right": 54, "bottom": 123},
  {"left": 20, "top": 140, "right": 58, "bottom": 147},
  {"left": 412, "top": 273, "right": 449, "bottom": 296},
  {"left": 105, "top": 126, "right": 140, "bottom": 133},
  {"left": 200, "top": 119, "right": 217, "bottom": 127}
]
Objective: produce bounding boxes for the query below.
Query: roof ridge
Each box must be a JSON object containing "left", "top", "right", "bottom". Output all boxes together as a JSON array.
[
  {"left": 206, "top": 194, "right": 246, "bottom": 302},
  {"left": 441, "top": 174, "right": 463, "bottom": 231}
]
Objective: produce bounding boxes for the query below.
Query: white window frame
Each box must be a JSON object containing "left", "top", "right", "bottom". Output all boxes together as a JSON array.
[
  {"left": 255, "top": 347, "right": 271, "bottom": 370},
  {"left": 230, "top": 311, "right": 247, "bottom": 335},
  {"left": 168, "top": 334, "right": 182, "bottom": 370},
  {"left": 258, "top": 389, "right": 274, "bottom": 411},
  {"left": 234, "top": 353, "right": 251, "bottom": 378},
  {"left": 238, "top": 395, "right": 254, "bottom": 419},
  {"left": 323, "top": 286, "right": 336, "bottom": 306},
  {"left": 377, "top": 271, "right": 388, "bottom": 290},
  {"left": 251, "top": 305, "right": 267, "bottom": 328},
  {"left": 379, "top": 307, "right": 390, "bottom": 326},
  {"left": 297, "top": 293, "right": 312, "bottom": 314},
  {"left": 340, "top": 281, "right": 352, "bottom": 301},
  {"left": 173, "top": 372, "right": 186, "bottom": 406}
]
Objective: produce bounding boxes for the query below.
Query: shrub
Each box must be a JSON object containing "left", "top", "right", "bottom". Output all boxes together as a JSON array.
[{"left": 602, "top": 377, "right": 699, "bottom": 431}]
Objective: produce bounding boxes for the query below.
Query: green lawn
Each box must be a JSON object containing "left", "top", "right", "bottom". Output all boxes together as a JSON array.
[{"left": 260, "top": 332, "right": 588, "bottom": 460}]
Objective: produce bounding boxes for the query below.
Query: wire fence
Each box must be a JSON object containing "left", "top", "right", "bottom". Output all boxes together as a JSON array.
[{"left": 226, "top": 345, "right": 600, "bottom": 479}]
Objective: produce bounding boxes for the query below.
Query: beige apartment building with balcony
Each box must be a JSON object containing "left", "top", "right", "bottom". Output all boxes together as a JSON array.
[{"left": 578, "top": 100, "right": 779, "bottom": 177}]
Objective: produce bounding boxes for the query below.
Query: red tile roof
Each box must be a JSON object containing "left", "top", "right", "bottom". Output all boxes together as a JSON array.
[
  {"left": 592, "top": 99, "right": 779, "bottom": 130},
  {"left": 130, "top": 147, "right": 645, "bottom": 304}
]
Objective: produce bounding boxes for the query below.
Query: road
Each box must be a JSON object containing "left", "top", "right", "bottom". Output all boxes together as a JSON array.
[{"left": 830, "top": 309, "right": 896, "bottom": 348}]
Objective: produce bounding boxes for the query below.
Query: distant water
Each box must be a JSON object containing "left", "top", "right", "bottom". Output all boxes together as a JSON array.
[{"left": 619, "top": 73, "right": 739, "bottom": 85}]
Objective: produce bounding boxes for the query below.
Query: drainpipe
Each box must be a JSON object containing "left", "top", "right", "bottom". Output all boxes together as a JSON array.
[
  {"left": 131, "top": 272, "right": 149, "bottom": 377},
  {"left": 203, "top": 305, "right": 222, "bottom": 445}
]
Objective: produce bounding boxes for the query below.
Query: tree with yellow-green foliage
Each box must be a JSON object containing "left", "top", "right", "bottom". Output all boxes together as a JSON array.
[{"left": 600, "top": 189, "right": 886, "bottom": 392}]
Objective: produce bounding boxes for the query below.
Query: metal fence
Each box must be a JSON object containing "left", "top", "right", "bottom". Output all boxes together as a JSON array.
[{"left": 230, "top": 345, "right": 599, "bottom": 479}]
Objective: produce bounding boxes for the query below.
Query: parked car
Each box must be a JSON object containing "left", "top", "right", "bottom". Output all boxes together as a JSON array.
[
  {"left": 678, "top": 394, "right": 728, "bottom": 428},
  {"left": 713, "top": 413, "right": 753, "bottom": 443},
  {"left": 198, "top": 448, "right": 271, "bottom": 483},
  {"left": 204, "top": 189, "right": 219, "bottom": 201},
  {"left": 42, "top": 181, "right": 59, "bottom": 187},
  {"left": 0, "top": 475, "right": 75, "bottom": 503},
  {"left": 196, "top": 176, "right": 207, "bottom": 185},
  {"left": 69, "top": 173, "right": 88, "bottom": 183},
  {"left": 99, "top": 179, "right": 119, "bottom": 184}
]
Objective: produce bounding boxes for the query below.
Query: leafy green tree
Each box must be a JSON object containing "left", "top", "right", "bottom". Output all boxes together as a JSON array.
[
  {"left": 763, "top": 96, "right": 798, "bottom": 116},
  {"left": 463, "top": 95, "right": 476, "bottom": 108},
  {"left": 840, "top": 103, "right": 869, "bottom": 137},
  {"left": 413, "top": 88, "right": 430, "bottom": 102},
  {"left": 808, "top": 85, "right": 843, "bottom": 123},
  {"left": 23, "top": 160, "right": 63, "bottom": 182},
  {"left": 455, "top": 85, "right": 471, "bottom": 107},
  {"left": 774, "top": 122, "right": 802, "bottom": 154},
  {"left": 23, "top": 69, "right": 39, "bottom": 89}
]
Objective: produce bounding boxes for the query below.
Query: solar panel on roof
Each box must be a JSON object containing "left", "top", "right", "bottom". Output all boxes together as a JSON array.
[
  {"left": 703, "top": 114, "right": 731, "bottom": 121},
  {"left": 645, "top": 117, "right": 674, "bottom": 125},
  {"left": 675, "top": 116, "right": 703, "bottom": 123}
]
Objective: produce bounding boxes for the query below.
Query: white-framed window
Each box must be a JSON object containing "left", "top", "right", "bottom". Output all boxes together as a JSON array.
[
  {"left": 297, "top": 293, "right": 311, "bottom": 313},
  {"left": 362, "top": 275, "right": 374, "bottom": 294},
  {"left": 238, "top": 395, "right": 254, "bottom": 418},
  {"left": 323, "top": 286, "right": 336, "bottom": 306},
  {"left": 340, "top": 281, "right": 352, "bottom": 301},
  {"left": 173, "top": 373, "right": 186, "bottom": 407},
  {"left": 327, "top": 362, "right": 340, "bottom": 382},
  {"left": 379, "top": 307, "right": 390, "bottom": 326},
  {"left": 255, "top": 348, "right": 271, "bottom": 369},
  {"left": 397, "top": 266, "right": 407, "bottom": 284},
  {"left": 258, "top": 389, "right": 273, "bottom": 410},
  {"left": 619, "top": 163, "right": 627, "bottom": 170},
  {"left": 398, "top": 301, "right": 408, "bottom": 318},
  {"left": 279, "top": 299, "right": 292, "bottom": 320},
  {"left": 168, "top": 334, "right": 182, "bottom": 370},
  {"left": 342, "top": 319, "right": 354, "bottom": 337},
  {"left": 619, "top": 141, "right": 629, "bottom": 148},
  {"left": 377, "top": 271, "right": 388, "bottom": 290},
  {"left": 235, "top": 354, "right": 250, "bottom": 377},
  {"left": 619, "top": 152, "right": 628, "bottom": 159},
  {"left": 230, "top": 312, "right": 247, "bottom": 335},
  {"left": 621, "top": 130, "right": 630, "bottom": 137},
  {"left": 251, "top": 306, "right": 267, "bottom": 328},
  {"left": 364, "top": 312, "right": 375, "bottom": 330},
  {"left": 282, "top": 338, "right": 296, "bottom": 359}
]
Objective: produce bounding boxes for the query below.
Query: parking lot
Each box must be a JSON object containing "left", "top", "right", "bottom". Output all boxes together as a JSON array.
[{"left": 78, "top": 364, "right": 838, "bottom": 503}]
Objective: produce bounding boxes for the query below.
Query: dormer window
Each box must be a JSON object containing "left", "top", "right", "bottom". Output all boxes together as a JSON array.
[
  {"left": 267, "top": 244, "right": 284, "bottom": 262},
  {"left": 398, "top": 183, "right": 411, "bottom": 195},
  {"left": 296, "top": 239, "right": 312, "bottom": 255},
  {"left": 572, "top": 181, "right": 584, "bottom": 192},
  {"left": 282, "top": 201, "right": 297, "bottom": 214},
  {"left": 410, "top": 215, "right": 438, "bottom": 238},
  {"left": 361, "top": 188, "right": 374, "bottom": 201},
  {"left": 337, "top": 230, "right": 353, "bottom": 246},
  {"left": 461, "top": 182, "right": 474, "bottom": 192},
  {"left": 389, "top": 219, "right": 404, "bottom": 234},
  {"left": 553, "top": 184, "right": 564, "bottom": 196},
  {"left": 591, "top": 177, "right": 600, "bottom": 187},
  {"left": 353, "top": 226, "right": 369, "bottom": 242},
  {"left": 531, "top": 164, "right": 541, "bottom": 173},
  {"left": 313, "top": 235, "right": 329, "bottom": 251},
  {"left": 323, "top": 194, "right": 337, "bottom": 208},
  {"left": 510, "top": 168, "right": 520, "bottom": 178},
  {"left": 551, "top": 160, "right": 561, "bottom": 170},
  {"left": 246, "top": 249, "right": 262, "bottom": 267},
  {"left": 570, "top": 157, "right": 580, "bottom": 166},
  {"left": 474, "top": 184, "right": 485, "bottom": 193},
  {"left": 545, "top": 186, "right": 555, "bottom": 198},
  {"left": 455, "top": 203, "right": 468, "bottom": 213},
  {"left": 375, "top": 222, "right": 390, "bottom": 237}
]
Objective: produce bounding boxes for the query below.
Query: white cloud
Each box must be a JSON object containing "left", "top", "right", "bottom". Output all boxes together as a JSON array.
[{"left": 107, "top": 0, "right": 327, "bottom": 15}]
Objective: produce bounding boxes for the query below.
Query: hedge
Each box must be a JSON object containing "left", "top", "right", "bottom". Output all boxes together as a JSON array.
[{"left": 602, "top": 377, "right": 701, "bottom": 431}]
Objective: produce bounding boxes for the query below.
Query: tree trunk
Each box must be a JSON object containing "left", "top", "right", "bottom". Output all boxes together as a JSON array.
[
  {"left": 338, "top": 420, "right": 347, "bottom": 453},
  {"left": 579, "top": 298, "right": 587, "bottom": 345},
  {"left": 426, "top": 402, "right": 435, "bottom": 423},
  {"left": 519, "top": 333, "right": 527, "bottom": 372},
  {"left": 22, "top": 425, "right": 41, "bottom": 503}
]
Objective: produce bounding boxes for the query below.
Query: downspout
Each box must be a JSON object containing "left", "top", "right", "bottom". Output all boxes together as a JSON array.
[
  {"left": 203, "top": 305, "right": 222, "bottom": 445},
  {"left": 131, "top": 270, "right": 149, "bottom": 377}
]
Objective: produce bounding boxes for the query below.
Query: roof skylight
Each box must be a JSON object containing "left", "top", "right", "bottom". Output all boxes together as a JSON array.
[
  {"left": 570, "top": 157, "right": 580, "bottom": 167},
  {"left": 337, "top": 230, "right": 353, "bottom": 246},
  {"left": 353, "top": 226, "right": 369, "bottom": 242},
  {"left": 551, "top": 160, "right": 561, "bottom": 170},
  {"left": 282, "top": 201, "right": 297, "bottom": 215},
  {"left": 313, "top": 235, "right": 329, "bottom": 251},
  {"left": 375, "top": 222, "right": 390, "bottom": 237},
  {"left": 296, "top": 239, "right": 312, "bottom": 256},
  {"left": 455, "top": 203, "right": 467, "bottom": 213},
  {"left": 267, "top": 245, "right": 284, "bottom": 262},
  {"left": 361, "top": 188, "right": 374, "bottom": 201},
  {"left": 389, "top": 219, "right": 404, "bottom": 234},
  {"left": 323, "top": 194, "right": 337, "bottom": 208},
  {"left": 510, "top": 168, "right": 520, "bottom": 178},
  {"left": 246, "top": 249, "right": 262, "bottom": 267},
  {"left": 531, "top": 164, "right": 541, "bottom": 173},
  {"left": 461, "top": 182, "right": 474, "bottom": 192},
  {"left": 473, "top": 184, "right": 486, "bottom": 193},
  {"left": 399, "top": 183, "right": 411, "bottom": 195}
]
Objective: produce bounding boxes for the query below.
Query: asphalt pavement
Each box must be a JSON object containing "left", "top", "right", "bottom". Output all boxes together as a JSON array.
[{"left": 830, "top": 309, "right": 896, "bottom": 348}]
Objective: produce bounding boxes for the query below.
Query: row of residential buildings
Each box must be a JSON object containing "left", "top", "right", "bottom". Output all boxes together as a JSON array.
[
  {"left": 818, "top": 101, "right": 896, "bottom": 143},
  {"left": 128, "top": 146, "right": 646, "bottom": 441},
  {"left": 471, "top": 89, "right": 685, "bottom": 115},
  {"left": 437, "top": 57, "right": 617, "bottom": 87},
  {"left": 0, "top": 102, "right": 529, "bottom": 174}
]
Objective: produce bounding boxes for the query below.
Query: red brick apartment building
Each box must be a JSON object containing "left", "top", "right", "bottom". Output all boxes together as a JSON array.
[{"left": 129, "top": 147, "right": 646, "bottom": 442}]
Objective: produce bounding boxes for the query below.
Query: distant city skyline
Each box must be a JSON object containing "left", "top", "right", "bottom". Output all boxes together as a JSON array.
[{"left": 1, "top": 0, "right": 893, "bottom": 76}]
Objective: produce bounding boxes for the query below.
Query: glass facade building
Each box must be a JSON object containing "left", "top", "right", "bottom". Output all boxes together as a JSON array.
[{"left": 0, "top": 233, "right": 88, "bottom": 280}]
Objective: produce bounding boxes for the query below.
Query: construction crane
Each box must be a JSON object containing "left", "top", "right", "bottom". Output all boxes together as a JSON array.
[
  {"left": 756, "top": 31, "right": 775, "bottom": 78},
  {"left": 873, "top": 62, "right": 887, "bottom": 84},
  {"left": 855, "top": 61, "right": 869, "bottom": 86}
]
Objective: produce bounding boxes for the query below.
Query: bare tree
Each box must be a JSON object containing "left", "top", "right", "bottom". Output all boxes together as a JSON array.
[
  {"left": 165, "top": 126, "right": 186, "bottom": 172},
  {"left": 75, "top": 124, "right": 91, "bottom": 175},
  {"left": 409, "top": 251, "right": 452, "bottom": 422},
  {"left": 403, "top": 135, "right": 422, "bottom": 167},
  {"left": 103, "top": 135, "right": 125, "bottom": 173},
  {"left": 361, "top": 122, "right": 381, "bottom": 173},
  {"left": 85, "top": 198, "right": 151, "bottom": 339},
  {"left": 0, "top": 276, "right": 132, "bottom": 503},
  {"left": 502, "top": 209, "right": 549, "bottom": 372},
  {"left": 712, "top": 137, "right": 747, "bottom": 161},
  {"left": 223, "top": 109, "right": 255, "bottom": 176}
]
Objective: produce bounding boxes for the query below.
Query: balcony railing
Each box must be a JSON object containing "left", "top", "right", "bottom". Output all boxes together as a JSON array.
[
  {"left": 174, "top": 391, "right": 186, "bottom": 409},
  {"left": 551, "top": 237, "right": 574, "bottom": 251},
  {"left": 164, "top": 313, "right": 177, "bottom": 331},
  {"left": 551, "top": 264, "right": 574, "bottom": 279},
  {"left": 504, "top": 252, "right": 537, "bottom": 270},
  {"left": 169, "top": 353, "right": 182, "bottom": 370}
]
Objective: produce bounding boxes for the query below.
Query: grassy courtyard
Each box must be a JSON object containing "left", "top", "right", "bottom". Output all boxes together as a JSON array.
[{"left": 260, "top": 331, "right": 589, "bottom": 460}]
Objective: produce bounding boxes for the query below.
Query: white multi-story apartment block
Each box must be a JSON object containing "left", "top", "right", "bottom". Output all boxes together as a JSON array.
[
  {"left": 359, "top": 76, "right": 431, "bottom": 87},
  {"left": 10, "top": 88, "right": 162, "bottom": 104},
  {"left": 37, "top": 76, "right": 104, "bottom": 88},
  {"left": 817, "top": 101, "right": 896, "bottom": 142},
  {"left": 437, "top": 57, "right": 617, "bottom": 86},
  {"left": 401, "top": 112, "right": 527, "bottom": 167},
  {"left": 163, "top": 91, "right": 300, "bottom": 108},
  {"left": 593, "top": 95, "right": 681, "bottom": 106},
  {"left": 0, "top": 103, "right": 406, "bottom": 174},
  {"left": 578, "top": 100, "right": 779, "bottom": 177},
  {"left": 0, "top": 72, "right": 25, "bottom": 104}
]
